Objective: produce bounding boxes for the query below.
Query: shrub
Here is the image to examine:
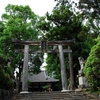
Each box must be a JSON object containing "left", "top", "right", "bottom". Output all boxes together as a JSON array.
[{"left": 84, "top": 41, "right": 100, "bottom": 91}]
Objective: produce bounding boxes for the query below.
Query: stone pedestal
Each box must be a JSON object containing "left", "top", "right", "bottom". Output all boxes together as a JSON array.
[
  {"left": 20, "top": 91, "right": 29, "bottom": 94},
  {"left": 78, "top": 75, "right": 89, "bottom": 88}
]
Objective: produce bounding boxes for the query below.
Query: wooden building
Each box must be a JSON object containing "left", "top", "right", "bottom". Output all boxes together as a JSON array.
[{"left": 27, "top": 71, "right": 59, "bottom": 92}]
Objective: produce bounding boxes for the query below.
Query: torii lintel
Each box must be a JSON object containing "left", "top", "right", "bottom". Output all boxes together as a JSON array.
[{"left": 13, "top": 40, "right": 73, "bottom": 46}]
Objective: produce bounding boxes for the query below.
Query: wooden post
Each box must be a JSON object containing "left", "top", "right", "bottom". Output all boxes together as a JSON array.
[
  {"left": 68, "top": 46, "right": 74, "bottom": 90},
  {"left": 20, "top": 45, "right": 29, "bottom": 93},
  {"left": 58, "top": 45, "right": 67, "bottom": 91}
]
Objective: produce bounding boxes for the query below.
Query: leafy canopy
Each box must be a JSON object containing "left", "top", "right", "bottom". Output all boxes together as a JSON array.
[{"left": 0, "top": 4, "right": 44, "bottom": 90}]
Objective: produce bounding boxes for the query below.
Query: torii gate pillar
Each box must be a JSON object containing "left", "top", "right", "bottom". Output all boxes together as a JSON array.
[
  {"left": 58, "top": 45, "right": 67, "bottom": 91},
  {"left": 20, "top": 45, "right": 29, "bottom": 94}
]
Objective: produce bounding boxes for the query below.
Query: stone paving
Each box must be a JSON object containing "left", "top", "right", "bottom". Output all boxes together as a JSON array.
[{"left": 11, "top": 91, "right": 100, "bottom": 100}]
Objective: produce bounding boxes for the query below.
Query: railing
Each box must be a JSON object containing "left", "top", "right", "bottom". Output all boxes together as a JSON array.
[{"left": 0, "top": 89, "right": 13, "bottom": 100}]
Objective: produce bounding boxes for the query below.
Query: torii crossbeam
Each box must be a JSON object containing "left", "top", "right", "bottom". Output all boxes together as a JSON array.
[{"left": 13, "top": 40, "right": 73, "bottom": 46}]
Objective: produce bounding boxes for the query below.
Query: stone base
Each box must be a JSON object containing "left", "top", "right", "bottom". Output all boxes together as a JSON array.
[
  {"left": 75, "top": 88, "right": 82, "bottom": 92},
  {"left": 78, "top": 84, "right": 90, "bottom": 89},
  {"left": 61, "top": 90, "right": 74, "bottom": 92},
  {"left": 20, "top": 91, "right": 29, "bottom": 94}
]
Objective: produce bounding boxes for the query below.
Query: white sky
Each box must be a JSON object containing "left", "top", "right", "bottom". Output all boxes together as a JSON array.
[
  {"left": 0, "top": 0, "right": 79, "bottom": 18},
  {"left": 0, "top": 0, "right": 56, "bottom": 18}
]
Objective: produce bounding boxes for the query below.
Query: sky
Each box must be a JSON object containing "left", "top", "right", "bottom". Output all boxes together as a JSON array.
[
  {"left": 0, "top": 0, "right": 79, "bottom": 18},
  {"left": 0, "top": 0, "right": 56, "bottom": 17}
]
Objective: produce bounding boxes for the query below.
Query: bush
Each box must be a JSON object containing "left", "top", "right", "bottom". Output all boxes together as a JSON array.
[
  {"left": 84, "top": 41, "right": 100, "bottom": 91},
  {"left": 0, "top": 54, "right": 14, "bottom": 90}
]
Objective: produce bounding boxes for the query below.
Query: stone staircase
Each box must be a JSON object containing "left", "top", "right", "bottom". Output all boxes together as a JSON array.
[{"left": 11, "top": 91, "right": 100, "bottom": 100}]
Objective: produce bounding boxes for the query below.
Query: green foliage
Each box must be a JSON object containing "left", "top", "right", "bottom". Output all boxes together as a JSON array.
[
  {"left": 42, "top": 85, "right": 50, "bottom": 89},
  {"left": 0, "top": 4, "right": 43, "bottom": 91},
  {"left": 78, "top": 0, "right": 100, "bottom": 42},
  {"left": 38, "top": 1, "right": 83, "bottom": 40},
  {"left": 84, "top": 41, "right": 100, "bottom": 91},
  {"left": 28, "top": 53, "right": 43, "bottom": 74},
  {"left": 45, "top": 54, "right": 61, "bottom": 79},
  {"left": 0, "top": 4, "right": 43, "bottom": 74},
  {"left": 79, "top": 0, "right": 100, "bottom": 18},
  {"left": 0, "top": 54, "right": 13, "bottom": 90},
  {"left": 0, "top": 54, "right": 7, "bottom": 65}
]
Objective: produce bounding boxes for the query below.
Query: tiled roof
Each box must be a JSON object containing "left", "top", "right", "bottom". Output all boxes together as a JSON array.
[{"left": 28, "top": 71, "right": 59, "bottom": 82}]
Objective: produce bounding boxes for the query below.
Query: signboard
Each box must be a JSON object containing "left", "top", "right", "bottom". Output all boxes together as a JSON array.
[{"left": 41, "top": 40, "right": 48, "bottom": 52}]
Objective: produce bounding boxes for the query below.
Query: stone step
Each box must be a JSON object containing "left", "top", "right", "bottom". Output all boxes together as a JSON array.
[{"left": 11, "top": 91, "right": 100, "bottom": 100}]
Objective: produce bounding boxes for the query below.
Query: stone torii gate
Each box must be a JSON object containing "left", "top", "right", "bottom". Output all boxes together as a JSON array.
[{"left": 13, "top": 40, "right": 74, "bottom": 93}]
